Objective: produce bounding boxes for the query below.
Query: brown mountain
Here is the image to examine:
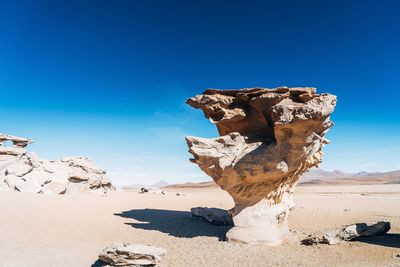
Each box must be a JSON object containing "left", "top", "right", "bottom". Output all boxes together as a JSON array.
[
  {"left": 164, "top": 169, "right": 400, "bottom": 188},
  {"left": 299, "top": 169, "right": 400, "bottom": 185},
  {"left": 163, "top": 181, "right": 216, "bottom": 189}
]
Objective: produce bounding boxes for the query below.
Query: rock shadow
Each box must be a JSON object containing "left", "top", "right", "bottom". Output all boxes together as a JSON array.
[
  {"left": 115, "top": 209, "right": 232, "bottom": 240},
  {"left": 352, "top": 233, "right": 400, "bottom": 248}
]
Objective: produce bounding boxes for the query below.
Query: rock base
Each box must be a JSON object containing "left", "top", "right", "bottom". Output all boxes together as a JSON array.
[{"left": 227, "top": 192, "right": 294, "bottom": 245}]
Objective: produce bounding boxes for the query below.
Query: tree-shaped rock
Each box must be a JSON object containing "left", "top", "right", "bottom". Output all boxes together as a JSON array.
[{"left": 186, "top": 87, "right": 336, "bottom": 245}]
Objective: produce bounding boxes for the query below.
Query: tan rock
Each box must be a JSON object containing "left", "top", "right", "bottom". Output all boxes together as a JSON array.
[
  {"left": 186, "top": 87, "right": 336, "bottom": 245},
  {"left": 301, "top": 221, "right": 391, "bottom": 245},
  {"left": 98, "top": 242, "right": 166, "bottom": 266}
]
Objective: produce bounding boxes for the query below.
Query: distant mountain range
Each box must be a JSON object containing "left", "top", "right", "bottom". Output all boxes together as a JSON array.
[
  {"left": 161, "top": 169, "right": 400, "bottom": 188},
  {"left": 163, "top": 181, "right": 216, "bottom": 189},
  {"left": 299, "top": 169, "right": 400, "bottom": 185},
  {"left": 122, "top": 180, "right": 170, "bottom": 189}
]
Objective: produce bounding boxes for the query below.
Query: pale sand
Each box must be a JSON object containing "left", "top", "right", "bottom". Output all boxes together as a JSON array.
[{"left": 0, "top": 185, "right": 399, "bottom": 267}]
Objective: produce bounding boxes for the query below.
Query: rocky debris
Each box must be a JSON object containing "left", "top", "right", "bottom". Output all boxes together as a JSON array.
[
  {"left": 191, "top": 207, "right": 233, "bottom": 226},
  {"left": 140, "top": 187, "right": 149, "bottom": 193},
  {"left": 175, "top": 192, "right": 185, "bottom": 196},
  {"left": 301, "top": 221, "right": 391, "bottom": 245},
  {"left": 98, "top": 242, "right": 166, "bottom": 266},
  {"left": 0, "top": 133, "right": 115, "bottom": 195},
  {"left": 139, "top": 187, "right": 166, "bottom": 195},
  {"left": 185, "top": 87, "right": 336, "bottom": 245}
]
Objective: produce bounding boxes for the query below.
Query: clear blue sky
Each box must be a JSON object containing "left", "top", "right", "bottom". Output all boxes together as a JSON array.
[{"left": 1, "top": 0, "right": 399, "bottom": 185}]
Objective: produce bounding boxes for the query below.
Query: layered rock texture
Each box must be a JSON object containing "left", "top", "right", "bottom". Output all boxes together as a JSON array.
[
  {"left": 186, "top": 87, "right": 336, "bottom": 245},
  {"left": 0, "top": 134, "right": 114, "bottom": 194}
]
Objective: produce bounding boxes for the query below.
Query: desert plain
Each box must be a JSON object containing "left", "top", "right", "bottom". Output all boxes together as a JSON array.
[{"left": 0, "top": 183, "right": 399, "bottom": 267}]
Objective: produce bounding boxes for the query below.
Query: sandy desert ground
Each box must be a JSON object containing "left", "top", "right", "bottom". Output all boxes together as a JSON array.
[{"left": 0, "top": 184, "right": 399, "bottom": 267}]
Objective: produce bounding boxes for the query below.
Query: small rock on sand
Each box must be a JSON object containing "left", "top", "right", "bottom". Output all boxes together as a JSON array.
[
  {"left": 301, "top": 221, "right": 390, "bottom": 245},
  {"left": 191, "top": 207, "right": 233, "bottom": 226},
  {"left": 98, "top": 242, "right": 166, "bottom": 266}
]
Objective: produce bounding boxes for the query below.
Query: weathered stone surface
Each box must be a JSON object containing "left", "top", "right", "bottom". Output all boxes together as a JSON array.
[
  {"left": 301, "top": 221, "right": 391, "bottom": 245},
  {"left": 191, "top": 207, "right": 233, "bottom": 226},
  {"left": 98, "top": 242, "right": 166, "bottom": 266},
  {"left": 185, "top": 87, "right": 336, "bottom": 245},
  {"left": 0, "top": 133, "right": 115, "bottom": 195}
]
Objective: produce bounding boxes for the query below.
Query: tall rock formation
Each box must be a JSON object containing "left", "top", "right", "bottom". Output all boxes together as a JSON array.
[
  {"left": 0, "top": 134, "right": 115, "bottom": 194},
  {"left": 186, "top": 87, "right": 336, "bottom": 245}
]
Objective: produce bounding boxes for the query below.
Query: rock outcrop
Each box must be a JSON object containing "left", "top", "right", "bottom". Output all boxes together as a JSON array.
[
  {"left": 301, "top": 221, "right": 391, "bottom": 245},
  {"left": 99, "top": 242, "right": 166, "bottom": 266},
  {"left": 185, "top": 87, "right": 336, "bottom": 245},
  {"left": 0, "top": 134, "right": 114, "bottom": 194}
]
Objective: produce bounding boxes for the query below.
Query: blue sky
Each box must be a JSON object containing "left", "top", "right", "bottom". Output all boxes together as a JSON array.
[{"left": 1, "top": 0, "right": 399, "bottom": 185}]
